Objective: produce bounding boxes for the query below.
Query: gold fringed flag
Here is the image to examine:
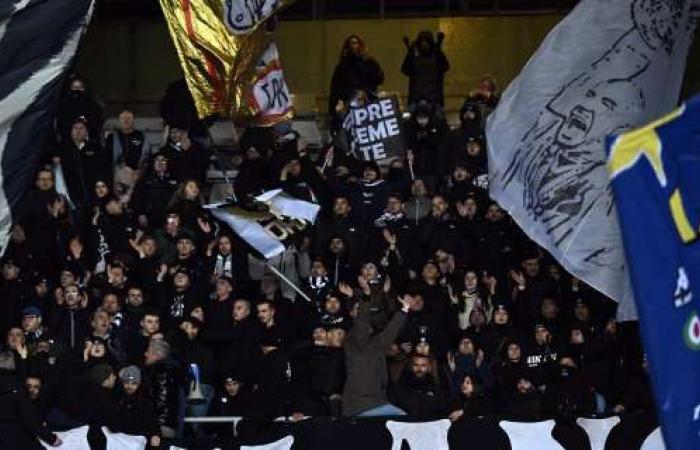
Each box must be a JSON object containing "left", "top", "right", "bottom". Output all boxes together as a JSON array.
[{"left": 159, "top": 0, "right": 295, "bottom": 124}]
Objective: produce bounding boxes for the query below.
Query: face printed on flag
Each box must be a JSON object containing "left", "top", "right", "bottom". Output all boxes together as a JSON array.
[{"left": 487, "top": 0, "right": 695, "bottom": 320}]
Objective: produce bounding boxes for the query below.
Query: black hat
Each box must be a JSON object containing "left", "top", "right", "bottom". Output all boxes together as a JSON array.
[
  {"left": 21, "top": 306, "right": 42, "bottom": 318},
  {"left": 173, "top": 266, "right": 191, "bottom": 277},
  {"left": 223, "top": 371, "right": 242, "bottom": 384},
  {"left": 87, "top": 363, "right": 113, "bottom": 386}
]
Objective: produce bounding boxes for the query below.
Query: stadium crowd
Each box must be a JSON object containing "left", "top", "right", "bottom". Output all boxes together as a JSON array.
[{"left": 0, "top": 32, "right": 653, "bottom": 449}]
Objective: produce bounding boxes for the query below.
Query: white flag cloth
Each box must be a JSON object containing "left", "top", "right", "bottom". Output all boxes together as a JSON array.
[
  {"left": 241, "top": 435, "right": 294, "bottom": 450},
  {"left": 255, "top": 189, "right": 321, "bottom": 224},
  {"left": 102, "top": 427, "right": 147, "bottom": 450},
  {"left": 39, "top": 425, "right": 90, "bottom": 450},
  {"left": 486, "top": 0, "right": 695, "bottom": 320},
  {"left": 206, "top": 189, "right": 320, "bottom": 260}
]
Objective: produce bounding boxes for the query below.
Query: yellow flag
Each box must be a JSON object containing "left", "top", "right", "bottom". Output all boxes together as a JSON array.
[{"left": 159, "top": 0, "right": 294, "bottom": 123}]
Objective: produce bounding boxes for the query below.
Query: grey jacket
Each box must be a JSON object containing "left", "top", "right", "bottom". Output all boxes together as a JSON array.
[{"left": 342, "top": 295, "right": 406, "bottom": 416}]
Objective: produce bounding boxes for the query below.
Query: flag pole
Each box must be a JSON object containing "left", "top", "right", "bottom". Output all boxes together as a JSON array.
[{"left": 265, "top": 262, "right": 312, "bottom": 303}]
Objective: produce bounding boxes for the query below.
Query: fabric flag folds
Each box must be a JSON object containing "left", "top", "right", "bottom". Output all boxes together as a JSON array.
[
  {"left": 159, "top": 0, "right": 294, "bottom": 123},
  {"left": 607, "top": 95, "right": 700, "bottom": 450},
  {"left": 206, "top": 189, "right": 320, "bottom": 259},
  {"left": 0, "top": 0, "right": 94, "bottom": 255},
  {"left": 486, "top": 0, "right": 696, "bottom": 320}
]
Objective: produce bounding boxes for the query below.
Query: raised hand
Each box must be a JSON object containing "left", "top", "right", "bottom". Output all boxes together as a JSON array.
[
  {"left": 357, "top": 274, "right": 371, "bottom": 295},
  {"left": 338, "top": 282, "right": 354, "bottom": 298},
  {"left": 509, "top": 270, "right": 526, "bottom": 289},
  {"left": 382, "top": 275, "right": 392, "bottom": 294},
  {"left": 382, "top": 228, "right": 397, "bottom": 246},
  {"left": 198, "top": 217, "right": 212, "bottom": 234}
]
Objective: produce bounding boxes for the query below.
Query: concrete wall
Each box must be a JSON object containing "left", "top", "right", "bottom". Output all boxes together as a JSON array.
[{"left": 75, "top": 15, "right": 700, "bottom": 115}]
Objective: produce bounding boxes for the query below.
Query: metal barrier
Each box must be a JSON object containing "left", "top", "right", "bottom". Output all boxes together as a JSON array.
[
  {"left": 183, "top": 416, "right": 310, "bottom": 437},
  {"left": 183, "top": 416, "right": 243, "bottom": 437}
]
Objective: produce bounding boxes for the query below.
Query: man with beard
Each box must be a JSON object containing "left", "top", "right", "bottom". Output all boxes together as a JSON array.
[{"left": 392, "top": 353, "right": 448, "bottom": 418}]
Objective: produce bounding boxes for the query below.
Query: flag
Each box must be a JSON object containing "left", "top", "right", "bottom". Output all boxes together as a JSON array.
[
  {"left": 0, "top": 0, "right": 94, "bottom": 255},
  {"left": 607, "top": 95, "right": 700, "bottom": 450},
  {"left": 341, "top": 94, "right": 405, "bottom": 162},
  {"left": 206, "top": 189, "right": 320, "bottom": 259},
  {"left": 159, "top": 0, "right": 294, "bottom": 123},
  {"left": 224, "top": 0, "right": 292, "bottom": 35},
  {"left": 486, "top": 0, "right": 696, "bottom": 320},
  {"left": 249, "top": 42, "right": 294, "bottom": 126}
]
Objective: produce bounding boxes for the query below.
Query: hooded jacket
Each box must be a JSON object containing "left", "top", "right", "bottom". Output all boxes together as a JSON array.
[
  {"left": 342, "top": 294, "right": 407, "bottom": 416},
  {"left": 0, "top": 372, "right": 57, "bottom": 449},
  {"left": 401, "top": 31, "right": 450, "bottom": 107}
]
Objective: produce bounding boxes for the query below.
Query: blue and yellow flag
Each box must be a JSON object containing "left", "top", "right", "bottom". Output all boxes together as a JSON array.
[{"left": 607, "top": 95, "right": 700, "bottom": 450}]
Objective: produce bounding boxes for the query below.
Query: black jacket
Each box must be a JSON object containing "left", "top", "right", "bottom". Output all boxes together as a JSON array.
[
  {"left": 131, "top": 172, "right": 179, "bottom": 229},
  {"left": 449, "top": 391, "right": 496, "bottom": 418},
  {"left": 328, "top": 55, "right": 384, "bottom": 117},
  {"left": 144, "top": 357, "right": 184, "bottom": 429},
  {"left": 392, "top": 371, "right": 449, "bottom": 418},
  {"left": 401, "top": 32, "right": 450, "bottom": 107},
  {"left": 0, "top": 373, "right": 57, "bottom": 449},
  {"left": 118, "top": 392, "right": 160, "bottom": 438},
  {"left": 57, "top": 139, "right": 111, "bottom": 208}
]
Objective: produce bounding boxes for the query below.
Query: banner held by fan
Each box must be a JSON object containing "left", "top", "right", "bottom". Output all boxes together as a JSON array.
[{"left": 159, "top": 0, "right": 295, "bottom": 125}]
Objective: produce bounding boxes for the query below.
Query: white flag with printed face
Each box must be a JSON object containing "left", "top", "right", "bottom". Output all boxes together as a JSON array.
[{"left": 486, "top": 0, "right": 696, "bottom": 320}]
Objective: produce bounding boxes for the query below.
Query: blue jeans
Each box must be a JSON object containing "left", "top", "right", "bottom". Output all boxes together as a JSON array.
[{"left": 356, "top": 403, "right": 407, "bottom": 417}]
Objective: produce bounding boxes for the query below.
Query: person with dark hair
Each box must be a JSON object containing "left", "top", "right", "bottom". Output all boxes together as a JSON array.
[
  {"left": 342, "top": 290, "right": 414, "bottom": 417},
  {"left": 206, "top": 373, "right": 252, "bottom": 436},
  {"left": 54, "top": 118, "right": 111, "bottom": 212},
  {"left": 159, "top": 78, "right": 208, "bottom": 142},
  {"left": 158, "top": 127, "right": 211, "bottom": 184},
  {"left": 401, "top": 30, "right": 450, "bottom": 109},
  {"left": 131, "top": 153, "right": 180, "bottom": 230},
  {"left": 448, "top": 374, "right": 495, "bottom": 421},
  {"left": 0, "top": 351, "right": 61, "bottom": 448},
  {"left": 117, "top": 365, "right": 161, "bottom": 448},
  {"left": 124, "top": 309, "right": 160, "bottom": 365},
  {"left": 392, "top": 353, "right": 449, "bottom": 419},
  {"left": 405, "top": 100, "right": 448, "bottom": 187},
  {"left": 55, "top": 75, "right": 104, "bottom": 143},
  {"left": 328, "top": 35, "right": 384, "bottom": 131}
]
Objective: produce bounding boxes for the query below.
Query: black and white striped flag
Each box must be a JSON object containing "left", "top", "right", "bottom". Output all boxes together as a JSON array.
[{"left": 0, "top": 0, "right": 94, "bottom": 253}]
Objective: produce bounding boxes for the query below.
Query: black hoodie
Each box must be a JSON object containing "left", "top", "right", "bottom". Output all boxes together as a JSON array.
[{"left": 0, "top": 372, "right": 57, "bottom": 449}]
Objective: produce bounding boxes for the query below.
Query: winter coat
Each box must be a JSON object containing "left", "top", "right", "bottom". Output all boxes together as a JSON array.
[
  {"left": 328, "top": 55, "right": 384, "bottom": 117},
  {"left": 144, "top": 357, "right": 184, "bottom": 430},
  {"left": 401, "top": 33, "right": 450, "bottom": 107},
  {"left": 342, "top": 295, "right": 407, "bottom": 416},
  {"left": 158, "top": 140, "right": 211, "bottom": 184},
  {"left": 118, "top": 392, "right": 160, "bottom": 438},
  {"left": 448, "top": 391, "right": 496, "bottom": 418},
  {"left": 130, "top": 172, "right": 179, "bottom": 229},
  {"left": 0, "top": 373, "right": 57, "bottom": 449},
  {"left": 392, "top": 371, "right": 449, "bottom": 418}
]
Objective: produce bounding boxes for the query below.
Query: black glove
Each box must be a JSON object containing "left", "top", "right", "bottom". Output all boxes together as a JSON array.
[{"left": 437, "top": 31, "right": 445, "bottom": 45}]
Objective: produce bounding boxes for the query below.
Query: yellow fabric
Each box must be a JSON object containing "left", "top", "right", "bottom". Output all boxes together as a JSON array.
[
  {"left": 669, "top": 189, "right": 698, "bottom": 243},
  {"left": 607, "top": 106, "right": 685, "bottom": 186},
  {"left": 159, "top": 0, "right": 294, "bottom": 122}
]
